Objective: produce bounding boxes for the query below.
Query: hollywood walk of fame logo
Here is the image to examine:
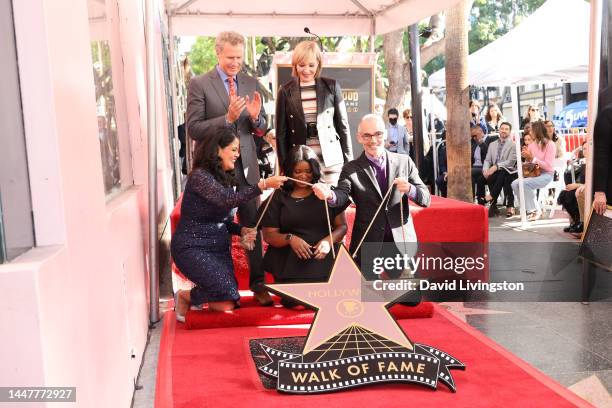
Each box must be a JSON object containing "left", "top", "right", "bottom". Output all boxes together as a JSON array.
[{"left": 250, "top": 245, "right": 465, "bottom": 394}]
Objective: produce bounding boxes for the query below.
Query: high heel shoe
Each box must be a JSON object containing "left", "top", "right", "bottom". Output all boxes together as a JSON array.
[{"left": 174, "top": 291, "right": 187, "bottom": 323}]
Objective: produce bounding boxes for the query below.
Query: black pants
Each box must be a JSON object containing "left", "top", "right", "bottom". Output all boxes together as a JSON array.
[
  {"left": 557, "top": 189, "right": 579, "bottom": 222},
  {"left": 487, "top": 169, "right": 518, "bottom": 207},
  {"left": 436, "top": 174, "right": 447, "bottom": 197},
  {"left": 471, "top": 167, "right": 486, "bottom": 202},
  {"left": 234, "top": 159, "right": 265, "bottom": 292}
]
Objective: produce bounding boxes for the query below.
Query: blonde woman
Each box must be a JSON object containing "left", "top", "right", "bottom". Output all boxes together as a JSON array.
[{"left": 275, "top": 41, "right": 353, "bottom": 186}]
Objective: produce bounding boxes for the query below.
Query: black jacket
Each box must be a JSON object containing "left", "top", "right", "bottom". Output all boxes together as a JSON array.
[
  {"left": 275, "top": 77, "right": 352, "bottom": 169},
  {"left": 593, "top": 104, "right": 612, "bottom": 204},
  {"left": 471, "top": 139, "right": 489, "bottom": 167}
]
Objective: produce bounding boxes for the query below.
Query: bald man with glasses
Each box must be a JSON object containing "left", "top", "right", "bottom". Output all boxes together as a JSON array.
[{"left": 313, "top": 114, "right": 430, "bottom": 279}]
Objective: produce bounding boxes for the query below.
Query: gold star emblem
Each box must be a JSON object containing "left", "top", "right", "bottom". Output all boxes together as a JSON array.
[{"left": 267, "top": 245, "right": 414, "bottom": 355}]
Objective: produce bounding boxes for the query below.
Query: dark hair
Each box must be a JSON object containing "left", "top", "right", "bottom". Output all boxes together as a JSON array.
[
  {"left": 282, "top": 145, "right": 321, "bottom": 191},
  {"left": 470, "top": 124, "right": 483, "bottom": 131},
  {"left": 485, "top": 104, "right": 503, "bottom": 122},
  {"left": 191, "top": 127, "right": 239, "bottom": 187},
  {"left": 388, "top": 108, "right": 399, "bottom": 116},
  {"left": 530, "top": 120, "right": 549, "bottom": 151},
  {"left": 499, "top": 121, "right": 512, "bottom": 130},
  {"left": 543, "top": 120, "right": 558, "bottom": 141}
]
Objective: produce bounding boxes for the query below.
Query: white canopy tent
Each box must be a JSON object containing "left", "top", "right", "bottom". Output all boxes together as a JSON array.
[
  {"left": 428, "top": 0, "right": 590, "bottom": 87},
  {"left": 145, "top": 0, "right": 602, "bottom": 321},
  {"left": 425, "top": 0, "right": 594, "bottom": 226},
  {"left": 167, "top": 0, "right": 461, "bottom": 36},
  {"left": 144, "top": 0, "right": 464, "bottom": 321}
]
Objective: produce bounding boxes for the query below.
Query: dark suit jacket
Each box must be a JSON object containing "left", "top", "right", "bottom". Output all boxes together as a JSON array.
[
  {"left": 330, "top": 152, "right": 431, "bottom": 257},
  {"left": 471, "top": 139, "right": 489, "bottom": 168},
  {"left": 275, "top": 77, "right": 352, "bottom": 169},
  {"left": 593, "top": 104, "right": 612, "bottom": 204},
  {"left": 186, "top": 68, "right": 267, "bottom": 185}
]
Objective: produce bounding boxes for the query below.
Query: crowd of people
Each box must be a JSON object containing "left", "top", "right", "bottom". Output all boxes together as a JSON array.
[
  {"left": 172, "top": 31, "right": 429, "bottom": 319},
  {"left": 171, "top": 30, "right": 610, "bottom": 319}
]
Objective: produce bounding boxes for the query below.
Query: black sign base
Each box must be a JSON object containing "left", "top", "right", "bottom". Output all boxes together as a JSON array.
[{"left": 250, "top": 332, "right": 465, "bottom": 394}]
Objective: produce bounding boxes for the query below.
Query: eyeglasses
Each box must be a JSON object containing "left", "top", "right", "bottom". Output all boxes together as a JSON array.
[
  {"left": 404, "top": 116, "right": 413, "bottom": 119},
  {"left": 529, "top": 108, "right": 538, "bottom": 112},
  {"left": 360, "top": 131, "right": 385, "bottom": 141}
]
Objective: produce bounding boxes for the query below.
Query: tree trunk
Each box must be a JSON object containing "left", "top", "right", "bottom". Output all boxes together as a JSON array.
[
  {"left": 382, "top": 29, "right": 411, "bottom": 115},
  {"left": 444, "top": 0, "right": 473, "bottom": 202},
  {"left": 382, "top": 15, "right": 448, "bottom": 117}
]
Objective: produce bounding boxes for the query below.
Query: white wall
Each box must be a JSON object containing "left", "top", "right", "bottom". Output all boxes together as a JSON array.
[{"left": 0, "top": 0, "right": 174, "bottom": 406}]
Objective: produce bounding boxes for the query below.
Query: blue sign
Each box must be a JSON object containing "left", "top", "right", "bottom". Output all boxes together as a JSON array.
[{"left": 553, "top": 100, "right": 588, "bottom": 129}]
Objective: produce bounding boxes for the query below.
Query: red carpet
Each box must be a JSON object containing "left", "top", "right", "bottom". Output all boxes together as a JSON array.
[
  {"left": 155, "top": 305, "right": 591, "bottom": 408},
  {"left": 184, "top": 297, "right": 433, "bottom": 330},
  {"left": 170, "top": 195, "right": 488, "bottom": 291}
]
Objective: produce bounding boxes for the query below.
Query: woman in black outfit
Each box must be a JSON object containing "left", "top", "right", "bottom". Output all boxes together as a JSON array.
[
  {"left": 261, "top": 146, "right": 348, "bottom": 308},
  {"left": 275, "top": 41, "right": 352, "bottom": 186},
  {"left": 171, "top": 128, "right": 286, "bottom": 319}
]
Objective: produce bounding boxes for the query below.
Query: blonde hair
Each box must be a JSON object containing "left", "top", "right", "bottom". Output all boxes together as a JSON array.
[
  {"left": 291, "top": 41, "right": 323, "bottom": 78},
  {"left": 215, "top": 31, "right": 245, "bottom": 54}
]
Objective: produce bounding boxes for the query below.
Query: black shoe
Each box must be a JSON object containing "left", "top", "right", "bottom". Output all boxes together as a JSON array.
[
  {"left": 488, "top": 204, "right": 500, "bottom": 218},
  {"left": 568, "top": 222, "right": 584, "bottom": 233},
  {"left": 563, "top": 223, "right": 575, "bottom": 233}
]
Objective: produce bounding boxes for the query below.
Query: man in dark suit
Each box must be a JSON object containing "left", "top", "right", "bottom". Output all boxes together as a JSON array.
[
  {"left": 470, "top": 125, "right": 488, "bottom": 205},
  {"left": 313, "top": 114, "right": 431, "bottom": 278},
  {"left": 186, "top": 31, "right": 272, "bottom": 305},
  {"left": 593, "top": 104, "right": 612, "bottom": 214}
]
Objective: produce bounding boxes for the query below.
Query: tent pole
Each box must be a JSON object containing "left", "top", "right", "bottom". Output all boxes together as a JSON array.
[
  {"left": 511, "top": 85, "right": 527, "bottom": 225},
  {"left": 430, "top": 89, "right": 439, "bottom": 196},
  {"left": 167, "top": 8, "right": 182, "bottom": 200},
  {"left": 542, "top": 84, "right": 546, "bottom": 119},
  {"left": 585, "top": 0, "right": 603, "bottom": 213},
  {"left": 146, "top": 0, "right": 160, "bottom": 324},
  {"left": 409, "top": 23, "right": 424, "bottom": 169},
  {"left": 369, "top": 17, "right": 376, "bottom": 52}
]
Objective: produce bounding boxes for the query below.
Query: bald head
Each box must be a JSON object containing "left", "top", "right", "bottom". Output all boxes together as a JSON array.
[
  {"left": 358, "top": 114, "right": 385, "bottom": 135},
  {"left": 357, "top": 114, "right": 387, "bottom": 158}
]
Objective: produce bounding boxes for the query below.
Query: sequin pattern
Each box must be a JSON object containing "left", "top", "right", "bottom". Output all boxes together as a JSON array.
[{"left": 171, "top": 168, "right": 261, "bottom": 304}]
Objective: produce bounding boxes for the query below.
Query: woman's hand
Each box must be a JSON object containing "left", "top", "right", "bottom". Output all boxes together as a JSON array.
[
  {"left": 521, "top": 146, "right": 533, "bottom": 160},
  {"left": 289, "top": 235, "right": 313, "bottom": 259},
  {"left": 240, "top": 227, "right": 257, "bottom": 251},
  {"left": 594, "top": 192, "right": 608, "bottom": 215},
  {"left": 313, "top": 239, "right": 332, "bottom": 260},
  {"left": 258, "top": 176, "right": 287, "bottom": 190}
]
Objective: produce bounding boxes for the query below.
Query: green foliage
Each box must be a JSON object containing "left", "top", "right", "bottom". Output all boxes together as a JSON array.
[
  {"left": 189, "top": 37, "right": 217, "bottom": 75},
  {"left": 185, "top": 1, "right": 551, "bottom": 81},
  {"left": 469, "top": 0, "right": 546, "bottom": 53}
]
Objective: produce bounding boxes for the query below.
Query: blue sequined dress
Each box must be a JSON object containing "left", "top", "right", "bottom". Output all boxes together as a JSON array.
[{"left": 171, "top": 168, "right": 261, "bottom": 304}]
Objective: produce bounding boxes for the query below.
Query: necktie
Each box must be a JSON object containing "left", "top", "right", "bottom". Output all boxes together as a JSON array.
[
  {"left": 227, "top": 77, "right": 236, "bottom": 98},
  {"left": 496, "top": 142, "right": 504, "bottom": 164}
]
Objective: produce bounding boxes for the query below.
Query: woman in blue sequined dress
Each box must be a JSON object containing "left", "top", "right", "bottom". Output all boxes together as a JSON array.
[{"left": 171, "top": 128, "right": 286, "bottom": 319}]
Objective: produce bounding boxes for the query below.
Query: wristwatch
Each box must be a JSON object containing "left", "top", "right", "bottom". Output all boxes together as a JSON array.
[{"left": 284, "top": 233, "right": 293, "bottom": 242}]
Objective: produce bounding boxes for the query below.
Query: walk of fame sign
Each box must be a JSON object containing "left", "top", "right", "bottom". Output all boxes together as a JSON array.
[{"left": 249, "top": 245, "right": 465, "bottom": 394}]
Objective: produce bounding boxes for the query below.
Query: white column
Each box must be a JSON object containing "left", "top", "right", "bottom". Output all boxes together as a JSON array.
[{"left": 585, "top": 0, "right": 602, "bottom": 213}]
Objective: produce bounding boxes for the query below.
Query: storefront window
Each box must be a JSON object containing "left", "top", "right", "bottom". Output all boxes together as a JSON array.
[
  {"left": 0, "top": 0, "right": 35, "bottom": 262},
  {"left": 87, "top": 0, "right": 126, "bottom": 196}
]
